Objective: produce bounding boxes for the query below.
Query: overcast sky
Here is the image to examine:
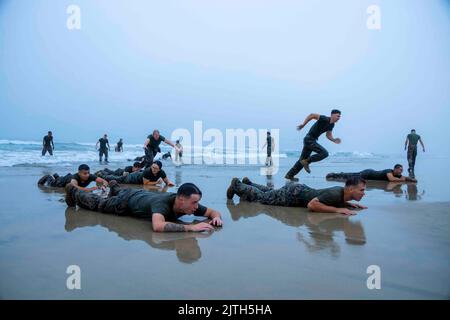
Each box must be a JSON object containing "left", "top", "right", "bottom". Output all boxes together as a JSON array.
[{"left": 1, "top": 0, "right": 449, "bottom": 155}]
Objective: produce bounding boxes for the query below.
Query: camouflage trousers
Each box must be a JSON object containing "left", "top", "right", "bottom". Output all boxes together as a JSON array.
[
  {"left": 407, "top": 146, "right": 417, "bottom": 173},
  {"left": 39, "top": 173, "right": 72, "bottom": 187},
  {"left": 68, "top": 186, "right": 140, "bottom": 216},
  {"left": 102, "top": 171, "right": 143, "bottom": 184},
  {"left": 285, "top": 135, "right": 329, "bottom": 177},
  {"left": 232, "top": 180, "right": 310, "bottom": 207},
  {"left": 97, "top": 168, "right": 125, "bottom": 177}
]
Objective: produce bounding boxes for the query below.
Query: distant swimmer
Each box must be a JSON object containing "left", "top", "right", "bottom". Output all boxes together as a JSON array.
[
  {"left": 42, "top": 131, "right": 54, "bottom": 156},
  {"left": 38, "top": 164, "right": 108, "bottom": 191},
  {"left": 143, "top": 129, "right": 178, "bottom": 167},
  {"left": 64, "top": 182, "right": 223, "bottom": 232},
  {"left": 96, "top": 134, "right": 111, "bottom": 163},
  {"left": 175, "top": 139, "right": 183, "bottom": 164},
  {"left": 285, "top": 109, "right": 342, "bottom": 181},
  {"left": 405, "top": 129, "right": 425, "bottom": 178},
  {"left": 261, "top": 131, "right": 275, "bottom": 167},
  {"left": 226, "top": 176, "right": 367, "bottom": 216},
  {"left": 326, "top": 164, "right": 417, "bottom": 183},
  {"left": 115, "top": 138, "right": 123, "bottom": 152},
  {"left": 100, "top": 161, "right": 174, "bottom": 187},
  {"left": 95, "top": 162, "right": 143, "bottom": 177}
]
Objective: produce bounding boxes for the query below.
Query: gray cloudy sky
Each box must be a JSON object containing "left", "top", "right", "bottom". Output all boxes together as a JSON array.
[{"left": 1, "top": 0, "right": 449, "bottom": 155}]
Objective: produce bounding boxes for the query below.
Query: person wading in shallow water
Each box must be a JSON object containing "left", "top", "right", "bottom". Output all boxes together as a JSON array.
[
  {"left": 96, "top": 134, "right": 111, "bottom": 163},
  {"left": 404, "top": 129, "right": 425, "bottom": 178},
  {"left": 42, "top": 131, "right": 54, "bottom": 156},
  {"left": 261, "top": 131, "right": 275, "bottom": 167}
]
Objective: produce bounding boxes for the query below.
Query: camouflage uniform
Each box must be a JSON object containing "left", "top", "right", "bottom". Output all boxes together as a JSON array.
[
  {"left": 102, "top": 171, "right": 144, "bottom": 184},
  {"left": 66, "top": 184, "right": 140, "bottom": 215},
  {"left": 97, "top": 168, "right": 125, "bottom": 177},
  {"left": 407, "top": 145, "right": 417, "bottom": 174},
  {"left": 406, "top": 132, "right": 421, "bottom": 175},
  {"left": 38, "top": 173, "right": 73, "bottom": 187},
  {"left": 326, "top": 169, "right": 396, "bottom": 181},
  {"left": 231, "top": 180, "right": 312, "bottom": 207}
]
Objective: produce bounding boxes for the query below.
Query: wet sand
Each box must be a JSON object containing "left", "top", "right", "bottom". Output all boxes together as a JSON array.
[{"left": 0, "top": 156, "right": 449, "bottom": 299}]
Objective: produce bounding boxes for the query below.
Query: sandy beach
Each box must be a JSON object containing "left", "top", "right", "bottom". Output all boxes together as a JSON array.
[{"left": 0, "top": 155, "right": 449, "bottom": 299}]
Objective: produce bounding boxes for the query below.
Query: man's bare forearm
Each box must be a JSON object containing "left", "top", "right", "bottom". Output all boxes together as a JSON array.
[
  {"left": 209, "top": 210, "right": 221, "bottom": 220},
  {"left": 301, "top": 114, "right": 313, "bottom": 126},
  {"left": 166, "top": 140, "right": 175, "bottom": 148},
  {"left": 163, "top": 222, "right": 187, "bottom": 232},
  {"left": 326, "top": 132, "right": 335, "bottom": 142},
  {"left": 420, "top": 139, "right": 425, "bottom": 150}
]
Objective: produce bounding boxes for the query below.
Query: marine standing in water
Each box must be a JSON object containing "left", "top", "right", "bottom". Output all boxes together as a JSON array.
[
  {"left": 261, "top": 131, "right": 275, "bottom": 167},
  {"left": 42, "top": 131, "right": 54, "bottom": 156},
  {"left": 115, "top": 138, "right": 123, "bottom": 152},
  {"left": 175, "top": 139, "right": 183, "bottom": 164},
  {"left": 96, "top": 134, "right": 110, "bottom": 163},
  {"left": 405, "top": 129, "right": 425, "bottom": 178}
]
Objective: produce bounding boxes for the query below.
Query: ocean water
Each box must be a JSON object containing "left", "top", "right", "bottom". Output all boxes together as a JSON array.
[
  {"left": 0, "top": 140, "right": 449, "bottom": 299},
  {"left": 0, "top": 139, "right": 389, "bottom": 168}
]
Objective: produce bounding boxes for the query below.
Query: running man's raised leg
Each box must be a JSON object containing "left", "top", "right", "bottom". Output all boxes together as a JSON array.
[
  {"left": 144, "top": 148, "right": 155, "bottom": 168},
  {"left": 307, "top": 140, "right": 329, "bottom": 163},
  {"left": 285, "top": 144, "right": 313, "bottom": 179}
]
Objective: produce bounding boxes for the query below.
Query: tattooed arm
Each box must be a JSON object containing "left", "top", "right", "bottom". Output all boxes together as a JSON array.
[{"left": 152, "top": 213, "right": 214, "bottom": 232}]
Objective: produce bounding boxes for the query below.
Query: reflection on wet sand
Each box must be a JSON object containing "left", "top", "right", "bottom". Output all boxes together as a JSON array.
[
  {"left": 64, "top": 207, "right": 211, "bottom": 263},
  {"left": 405, "top": 183, "right": 425, "bottom": 201},
  {"left": 365, "top": 181, "right": 424, "bottom": 200},
  {"left": 264, "top": 171, "right": 274, "bottom": 188},
  {"left": 226, "top": 200, "right": 366, "bottom": 258},
  {"left": 38, "top": 184, "right": 65, "bottom": 194},
  {"left": 175, "top": 169, "right": 183, "bottom": 187}
]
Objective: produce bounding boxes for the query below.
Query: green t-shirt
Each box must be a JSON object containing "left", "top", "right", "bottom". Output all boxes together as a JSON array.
[
  {"left": 307, "top": 115, "right": 335, "bottom": 140},
  {"left": 147, "top": 134, "right": 166, "bottom": 151},
  {"left": 407, "top": 133, "right": 421, "bottom": 146},
  {"left": 127, "top": 191, "right": 207, "bottom": 220},
  {"left": 314, "top": 186, "right": 346, "bottom": 207},
  {"left": 298, "top": 185, "right": 345, "bottom": 207}
]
